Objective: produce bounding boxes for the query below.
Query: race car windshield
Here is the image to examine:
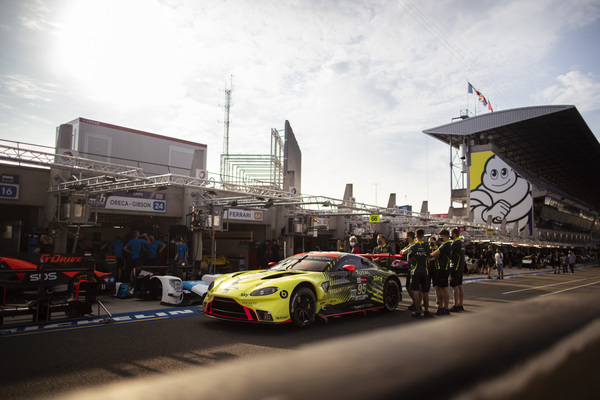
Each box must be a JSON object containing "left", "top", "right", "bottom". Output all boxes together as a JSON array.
[{"left": 270, "top": 256, "right": 332, "bottom": 272}]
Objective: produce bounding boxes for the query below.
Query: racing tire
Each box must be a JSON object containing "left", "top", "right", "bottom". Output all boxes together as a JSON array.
[
  {"left": 382, "top": 279, "right": 400, "bottom": 311},
  {"left": 289, "top": 286, "right": 316, "bottom": 328}
]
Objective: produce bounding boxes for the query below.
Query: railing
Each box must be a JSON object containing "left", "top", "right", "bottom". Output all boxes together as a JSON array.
[{"left": 50, "top": 291, "right": 600, "bottom": 400}]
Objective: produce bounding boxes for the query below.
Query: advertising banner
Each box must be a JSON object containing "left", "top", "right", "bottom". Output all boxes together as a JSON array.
[{"left": 470, "top": 151, "right": 533, "bottom": 233}]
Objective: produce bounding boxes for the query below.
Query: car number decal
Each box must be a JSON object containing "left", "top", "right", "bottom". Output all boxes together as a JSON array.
[{"left": 357, "top": 282, "right": 367, "bottom": 296}]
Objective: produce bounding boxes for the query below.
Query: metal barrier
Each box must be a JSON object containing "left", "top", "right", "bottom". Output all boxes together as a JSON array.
[{"left": 49, "top": 291, "right": 600, "bottom": 400}]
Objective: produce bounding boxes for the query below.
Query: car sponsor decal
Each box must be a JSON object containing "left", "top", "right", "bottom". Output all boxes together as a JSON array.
[
  {"left": 40, "top": 254, "right": 84, "bottom": 264},
  {"left": 305, "top": 256, "right": 337, "bottom": 263},
  {"left": 280, "top": 290, "right": 288, "bottom": 299},
  {"left": 351, "top": 303, "right": 376, "bottom": 310},
  {"left": 295, "top": 253, "right": 340, "bottom": 259},
  {"left": 0, "top": 306, "right": 202, "bottom": 337}
]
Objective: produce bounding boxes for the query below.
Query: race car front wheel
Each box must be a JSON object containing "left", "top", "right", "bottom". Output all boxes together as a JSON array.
[
  {"left": 383, "top": 279, "right": 400, "bottom": 311},
  {"left": 290, "top": 287, "right": 316, "bottom": 328}
]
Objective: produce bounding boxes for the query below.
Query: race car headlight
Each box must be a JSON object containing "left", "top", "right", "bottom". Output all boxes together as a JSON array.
[
  {"left": 250, "top": 286, "right": 279, "bottom": 296},
  {"left": 169, "top": 279, "right": 182, "bottom": 292},
  {"left": 207, "top": 281, "right": 215, "bottom": 292}
]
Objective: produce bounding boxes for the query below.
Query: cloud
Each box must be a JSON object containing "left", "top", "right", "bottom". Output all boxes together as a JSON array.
[
  {"left": 0, "top": 74, "right": 55, "bottom": 102},
  {"left": 18, "top": 0, "right": 56, "bottom": 32},
  {"left": 0, "top": 0, "right": 598, "bottom": 213},
  {"left": 538, "top": 71, "right": 600, "bottom": 112}
]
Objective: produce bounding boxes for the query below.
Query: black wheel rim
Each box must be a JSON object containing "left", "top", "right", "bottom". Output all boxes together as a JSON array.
[
  {"left": 385, "top": 284, "right": 399, "bottom": 307},
  {"left": 294, "top": 293, "right": 314, "bottom": 323}
]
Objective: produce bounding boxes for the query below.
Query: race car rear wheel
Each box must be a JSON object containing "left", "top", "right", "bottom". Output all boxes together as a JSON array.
[
  {"left": 383, "top": 279, "right": 400, "bottom": 311},
  {"left": 289, "top": 286, "right": 316, "bottom": 328}
]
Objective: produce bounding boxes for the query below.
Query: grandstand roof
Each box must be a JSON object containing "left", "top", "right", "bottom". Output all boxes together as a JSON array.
[{"left": 423, "top": 105, "right": 600, "bottom": 212}]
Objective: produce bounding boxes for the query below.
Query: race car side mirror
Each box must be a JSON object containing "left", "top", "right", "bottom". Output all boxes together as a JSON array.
[{"left": 343, "top": 265, "right": 355, "bottom": 274}]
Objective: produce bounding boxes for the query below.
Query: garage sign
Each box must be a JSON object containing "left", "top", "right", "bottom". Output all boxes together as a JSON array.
[
  {"left": 89, "top": 191, "right": 166, "bottom": 213},
  {"left": 226, "top": 208, "right": 263, "bottom": 222},
  {"left": 0, "top": 174, "right": 19, "bottom": 200}
]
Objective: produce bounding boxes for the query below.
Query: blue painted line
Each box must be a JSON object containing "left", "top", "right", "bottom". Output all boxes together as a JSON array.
[{"left": 1, "top": 306, "right": 203, "bottom": 338}]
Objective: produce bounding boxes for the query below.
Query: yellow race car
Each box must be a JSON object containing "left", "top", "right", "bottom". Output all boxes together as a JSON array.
[
  {"left": 202, "top": 252, "right": 402, "bottom": 328},
  {"left": 200, "top": 252, "right": 229, "bottom": 271}
]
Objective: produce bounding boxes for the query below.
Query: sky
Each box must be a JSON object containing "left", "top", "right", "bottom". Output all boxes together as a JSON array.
[{"left": 1, "top": 0, "right": 599, "bottom": 214}]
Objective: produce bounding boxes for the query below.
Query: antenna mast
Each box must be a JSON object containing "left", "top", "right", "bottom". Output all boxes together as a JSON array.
[{"left": 220, "top": 75, "right": 233, "bottom": 178}]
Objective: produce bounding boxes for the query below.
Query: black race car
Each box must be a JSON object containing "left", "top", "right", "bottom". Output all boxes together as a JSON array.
[{"left": 0, "top": 253, "right": 114, "bottom": 325}]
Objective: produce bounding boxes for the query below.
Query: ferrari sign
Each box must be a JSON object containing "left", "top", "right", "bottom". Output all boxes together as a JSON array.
[{"left": 226, "top": 208, "right": 264, "bottom": 222}]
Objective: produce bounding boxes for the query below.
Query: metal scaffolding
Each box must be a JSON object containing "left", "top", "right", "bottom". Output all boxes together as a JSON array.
[
  {"left": 2, "top": 139, "right": 589, "bottom": 248},
  {"left": 219, "top": 128, "right": 285, "bottom": 190}
]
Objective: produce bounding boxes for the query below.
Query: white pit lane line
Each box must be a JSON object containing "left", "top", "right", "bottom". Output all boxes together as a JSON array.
[
  {"left": 539, "top": 280, "right": 600, "bottom": 297},
  {"left": 502, "top": 278, "right": 589, "bottom": 295}
]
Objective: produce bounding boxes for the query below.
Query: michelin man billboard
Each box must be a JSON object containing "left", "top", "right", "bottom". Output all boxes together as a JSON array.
[{"left": 470, "top": 151, "right": 533, "bottom": 234}]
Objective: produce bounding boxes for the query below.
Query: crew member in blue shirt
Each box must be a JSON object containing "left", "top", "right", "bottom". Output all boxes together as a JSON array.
[
  {"left": 174, "top": 237, "right": 189, "bottom": 264},
  {"left": 124, "top": 231, "right": 149, "bottom": 282},
  {"left": 146, "top": 235, "right": 166, "bottom": 266},
  {"left": 109, "top": 237, "right": 125, "bottom": 280}
]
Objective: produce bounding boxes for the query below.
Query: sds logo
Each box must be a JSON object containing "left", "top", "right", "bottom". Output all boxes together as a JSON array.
[{"left": 29, "top": 272, "right": 58, "bottom": 282}]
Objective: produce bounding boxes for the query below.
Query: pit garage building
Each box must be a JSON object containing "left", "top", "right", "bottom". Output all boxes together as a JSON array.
[{"left": 1, "top": 105, "right": 599, "bottom": 271}]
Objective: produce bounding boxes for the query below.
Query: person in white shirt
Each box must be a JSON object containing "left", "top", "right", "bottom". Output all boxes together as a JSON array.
[{"left": 495, "top": 249, "right": 504, "bottom": 280}]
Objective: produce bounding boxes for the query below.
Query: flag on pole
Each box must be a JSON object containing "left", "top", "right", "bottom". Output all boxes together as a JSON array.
[
  {"left": 467, "top": 81, "right": 492, "bottom": 111},
  {"left": 468, "top": 82, "right": 475, "bottom": 94},
  {"left": 478, "top": 92, "right": 488, "bottom": 106}
]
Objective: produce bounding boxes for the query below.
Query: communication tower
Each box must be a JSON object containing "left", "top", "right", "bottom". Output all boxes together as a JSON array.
[{"left": 219, "top": 76, "right": 234, "bottom": 178}]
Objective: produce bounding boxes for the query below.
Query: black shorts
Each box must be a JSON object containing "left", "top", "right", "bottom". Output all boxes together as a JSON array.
[
  {"left": 406, "top": 273, "right": 411, "bottom": 290},
  {"left": 133, "top": 258, "right": 144, "bottom": 268},
  {"left": 410, "top": 274, "right": 430, "bottom": 293},
  {"left": 434, "top": 269, "right": 450, "bottom": 287},
  {"left": 146, "top": 258, "right": 159, "bottom": 266},
  {"left": 450, "top": 268, "right": 463, "bottom": 287},
  {"left": 428, "top": 268, "right": 438, "bottom": 285}
]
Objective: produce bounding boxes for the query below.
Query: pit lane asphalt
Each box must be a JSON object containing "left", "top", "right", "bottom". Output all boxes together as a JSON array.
[{"left": 1, "top": 264, "right": 599, "bottom": 400}]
